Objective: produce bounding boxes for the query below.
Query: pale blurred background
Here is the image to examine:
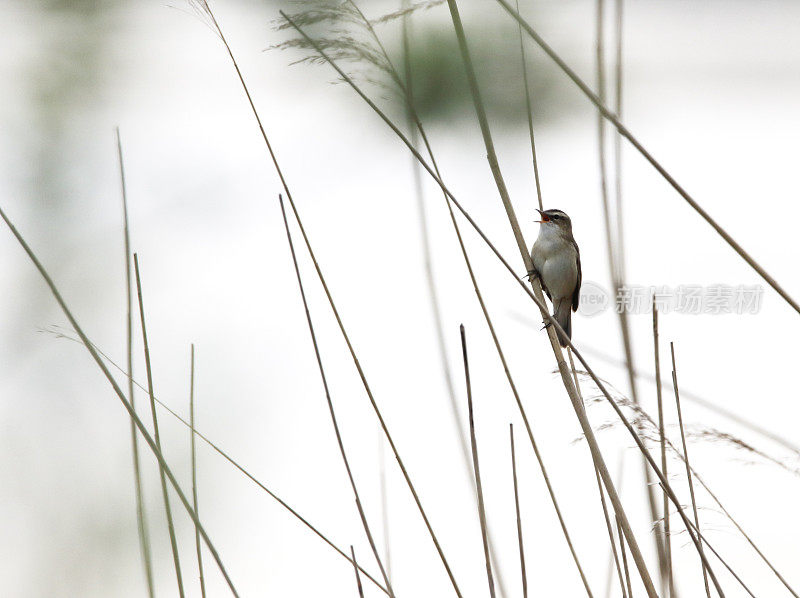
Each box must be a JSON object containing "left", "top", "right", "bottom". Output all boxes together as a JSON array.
[{"left": 1, "top": 0, "right": 799, "bottom": 596}]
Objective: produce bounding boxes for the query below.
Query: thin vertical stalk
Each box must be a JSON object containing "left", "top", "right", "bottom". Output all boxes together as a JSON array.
[
  {"left": 514, "top": 0, "right": 543, "bottom": 210},
  {"left": 278, "top": 195, "right": 395, "bottom": 598},
  {"left": 617, "top": 518, "right": 633, "bottom": 598},
  {"left": 653, "top": 303, "right": 673, "bottom": 598},
  {"left": 397, "top": 10, "right": 508, "bottom": 595},
  {"left": 597, "top": 0, "right": 667, "bottom": 585},
  {"left": 351, "top": 546, "right": 366, "bottom": 598},
  {"left": 670, "top": 343, "right": 711, "bottom": 598},
  {"left": 443, "top": 1, "right": 656, "bottom": 594},
  {"left": 190, "top": 344, "right": 207, "bottom": 598},
  {"left": 134, "top": 254, "right": 186, "bottom": 598},
  {"left": 509, "top": 424, "right": 527, "bottom": 598},
  {"left": 0, "top": 206, "right": 239, "bottom": 596},
  {"left": 116, "top": 127, "right": 154, "bottom": 598},
  {"left": 461, "top": 325, "right": 496, "bottom": 598},
  {"left": 613, "top": 0, "right": 626, "bottom": 275}
]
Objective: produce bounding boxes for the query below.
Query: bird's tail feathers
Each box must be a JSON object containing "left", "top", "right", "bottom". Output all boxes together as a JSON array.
[{"left": 554, "top": 299, "right": 572, "bottom": 348}]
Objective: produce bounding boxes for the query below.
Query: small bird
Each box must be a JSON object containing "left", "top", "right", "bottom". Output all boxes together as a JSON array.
[{"left": 530, "top": 208, "right": 581, "bottom": 347}]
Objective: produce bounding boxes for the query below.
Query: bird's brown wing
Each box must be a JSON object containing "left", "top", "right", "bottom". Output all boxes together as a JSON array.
[{"left": 572, "top": 241, "right": 581, "bottom": 312}]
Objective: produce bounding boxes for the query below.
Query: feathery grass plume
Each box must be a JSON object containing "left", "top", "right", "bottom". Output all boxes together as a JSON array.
[
  {"left": 688, "top": 427, "right": 800, "bottom": 478},
  {"left": 273, "top": 1, "right": 400, "bottom": 92},
  {"left": 573, "top": 367, "right": 800, "bottom": 479},
  {"left": 370, "top": 0, "right": 444, "bottom": 26},
  {"left": 42, "top": 324, "right": 391, "bottom": 594},
  {"left": 181, "top": 0, "right": 222, "bottom": 40}
]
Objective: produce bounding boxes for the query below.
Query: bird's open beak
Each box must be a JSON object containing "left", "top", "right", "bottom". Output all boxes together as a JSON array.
[{"left": 535, "top": 209, "right": 549, "bottom": 223}]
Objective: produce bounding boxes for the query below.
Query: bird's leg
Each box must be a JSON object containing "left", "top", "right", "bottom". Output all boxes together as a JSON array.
[{"left": 539, "top": 319, "right": 553, "bottom": 332}]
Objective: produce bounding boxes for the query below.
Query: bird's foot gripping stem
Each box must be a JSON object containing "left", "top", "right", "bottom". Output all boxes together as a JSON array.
[{"left": 522, "top": 269, "right": 539, "bottom": 282}]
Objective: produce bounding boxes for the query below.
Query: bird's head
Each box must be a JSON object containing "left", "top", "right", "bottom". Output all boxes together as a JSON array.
[{"left": 536, "top": 209, "right": 573, "bottom": 233}]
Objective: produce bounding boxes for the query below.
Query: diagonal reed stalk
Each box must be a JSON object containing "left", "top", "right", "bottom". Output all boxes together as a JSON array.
[
  {"left": 568, "top": 350, "right": 628, "bottom": 598},
  {"left": 278, "top": 194, "right": 395, "bottom": 597},
  {"left": 443, "top": 0, "right": 656, "bottom": 593},
  {"left": 47, "top": 324, "right": 390, "bottom": 594},
  {"left": 508, "top": 424, "right": 527, "bottom": 598},
  {"left": 191, "top": 3, "right": 463, "bottom": 592},
  {"left": 378, "top": 434, "right": 392, "bottom": 583},
  {"left": 189, "top": 344, "right": 207, "bottom": 598},
  {"left": 670, "top": 343, "right": 710, "bottom": 598},
  {"left": 653, "top": 303, "right": 673, "bottom": 597},
  {"left": 0, "top": 205, "right": 241, "bottom": 597},
  {"left": 493, "top": 0, "right": 800, "bottom": 316},
  {"left": 351, "top": 546, "right": 366, "bottom": 598},
  {"left": 116, "top": 127, "right": 154, "bottom": 598},
  {"left": 134, "top": 254, "right": 186, "bottom": 598},
  {"left": 279, "top": 10, "right": 734, "bottom": 593},
  {"left": 460, "top": 325, "right": 496, "bottom": 598}
]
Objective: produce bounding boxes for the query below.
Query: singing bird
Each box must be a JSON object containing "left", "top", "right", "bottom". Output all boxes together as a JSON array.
[{"left": 530, "top": 209, "right": 581, "bottom": 347}]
